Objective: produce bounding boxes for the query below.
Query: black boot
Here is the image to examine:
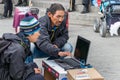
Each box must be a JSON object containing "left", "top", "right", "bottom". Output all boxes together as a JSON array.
[
  {"left": 68, "top": 9, "right": 72, "bottom": 12},
  {"left": 21, "top": 0, "right": 28, "bottom": 6},
  {"left": 81, "top": 5, "right": 89, "bottom": 14},
  {"left": 15, "top": 0, "right": 22, "bottom": 6}
]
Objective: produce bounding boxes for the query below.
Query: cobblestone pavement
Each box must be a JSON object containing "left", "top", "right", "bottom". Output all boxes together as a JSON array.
[
  {"left": 69, "top": 25, "right": 120, "bottom": 80},
  {"left": 0, "top": 18, "right": 15, "bottom": 36},
  {"left": 1, "top": 18, "right": 120, "bottom": 80}
]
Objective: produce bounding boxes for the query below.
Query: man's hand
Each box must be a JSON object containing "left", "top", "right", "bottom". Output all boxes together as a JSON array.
[
  {"left": 34, "top": 68, "right": 41, "bottom": 74},
  {"left": 58, "top": 51, "right": 72, "bottom": 57},
  {"left": 53, "top": 44, "right": 58, "bottom": 48}
]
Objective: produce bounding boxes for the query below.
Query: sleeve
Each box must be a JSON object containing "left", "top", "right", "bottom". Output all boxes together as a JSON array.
[
  {"left": 4, "top": 43, "right": 34, "bottom": 80},
  {"left": 36, "top": 17, "right": 60, "bottom": 57}
]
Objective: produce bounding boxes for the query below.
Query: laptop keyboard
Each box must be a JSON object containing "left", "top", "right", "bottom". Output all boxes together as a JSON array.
[
  {"left": 63, "top": 58, "right": 80, "bottom": 68},
  {"left": 54, "top": 59, "right": 74, "bottom": 70},
  {"left": 55, "top": 58, "right": 81, "bottom": 70}
]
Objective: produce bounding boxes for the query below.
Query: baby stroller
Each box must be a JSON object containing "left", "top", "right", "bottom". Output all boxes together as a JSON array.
[{"left": 93, "top": 0, "right": 120, "bottom": 37}]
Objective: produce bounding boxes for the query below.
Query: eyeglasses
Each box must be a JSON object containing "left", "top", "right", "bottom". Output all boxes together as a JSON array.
[{"left": 54, "top": 15, "right": 64, "bottom": 20}]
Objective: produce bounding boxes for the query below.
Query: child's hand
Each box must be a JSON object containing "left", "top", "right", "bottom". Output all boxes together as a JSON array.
[{"left": 34, "top": 68, "right": 41, "bottom": 74}]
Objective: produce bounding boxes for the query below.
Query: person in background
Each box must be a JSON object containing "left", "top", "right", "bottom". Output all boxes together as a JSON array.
[
  {"left": 0, "top": 15, "right": 44, "bottom": 80},
  {"left": 0, "top": 0, "right": 4, "bottom": 4},
  {"left": 68, "top": 0, "right": 76, "bottom": 12},
  {"left": 15, "top": 0, "right": 28, "bottom": 6},
  {"left": 2, "top": 0, "right": 13, "bottom": 18},
  {"left": 31, "top": 3, "right": 73, "bottom": 60},
  {"left": 81, "top": 0, "right": 90, "bottom": 13}
]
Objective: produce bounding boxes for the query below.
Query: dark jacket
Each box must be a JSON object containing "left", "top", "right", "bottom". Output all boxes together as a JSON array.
[
  {"left": 36, "top": 14, "right": 69, "bottom": 57},
  {"left": 0, "top": 33, "right": 35, "bottom": 80}
]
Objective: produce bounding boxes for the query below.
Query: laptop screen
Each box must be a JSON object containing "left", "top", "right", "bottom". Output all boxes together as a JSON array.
[{"left": 74, "top": 35, "right": 91, "bottom": 64}]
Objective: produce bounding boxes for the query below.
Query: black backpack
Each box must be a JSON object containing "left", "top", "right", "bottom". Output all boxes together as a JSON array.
[
  {"left": 0, "top": 38, "right": 30, "bottom": 80},
  {"left": 0, "top": 38, "right": 14, "bottom": 67},
  {"left": 0, "top": 38, "right": 11, "bottom": 54},
  {"left": 0, "top": 38, "right": 12, "bottom": 80},
  {"left": 0, "top": 38, "right": 30, "bottom": 65}
]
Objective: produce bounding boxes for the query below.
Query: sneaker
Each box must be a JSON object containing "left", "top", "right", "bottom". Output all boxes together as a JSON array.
[
  {"left": 81, "top": 6, "right": 89, "bottom": 14},
  {"left": 15, "top": 3, "right": 22, "bottom": 6},
  {"left": 68, "top": 9, "right": 75, "bottom": 12},
  {"left": 81, "top": 10, "right": 89, "bottom": 14},
  {"left": 20, "top": 2, "right": 28, "bottom": 6},
  {"left": 0, "top": 16, "right": 7, "bottom": 19},
  {"left": 9, "top": 15, "right": 13, "bottom": 18}
]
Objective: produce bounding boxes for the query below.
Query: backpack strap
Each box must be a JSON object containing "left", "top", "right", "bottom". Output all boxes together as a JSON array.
[{"left": 16, "top": 40, "right": 31, "bottom": 56}]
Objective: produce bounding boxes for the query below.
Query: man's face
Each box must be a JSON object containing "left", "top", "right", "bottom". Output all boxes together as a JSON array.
[{"left": 48, "top": 10, "right": 65, "bottom": 26}]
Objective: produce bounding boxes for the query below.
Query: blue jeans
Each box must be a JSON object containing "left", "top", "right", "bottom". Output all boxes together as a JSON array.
[
  {"left": 26, "top": 74, "right": 44, "bottom": 80},
  {"left": 25, "top": 43, "right": 73, "bottom": 63},
  {"left": 25, "top": 62, "right": 44, "bottom": 80}
]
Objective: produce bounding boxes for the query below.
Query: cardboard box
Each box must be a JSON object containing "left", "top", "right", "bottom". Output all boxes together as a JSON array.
[
  {"left": 67, "top": 68, "right": 104, "bottom": 80},
  {"left": 42, "top": 60, "right": 67, "bottom": 80}
]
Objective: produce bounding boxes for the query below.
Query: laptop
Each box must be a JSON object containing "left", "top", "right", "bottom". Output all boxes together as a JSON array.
[{"left": 54, "top": 35, "right": 91, "bottom": 70}]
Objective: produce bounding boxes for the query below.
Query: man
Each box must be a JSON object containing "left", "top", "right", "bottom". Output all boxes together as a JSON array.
[
  {"left": 81, "top": 0, "right": 90, "bottom": 13},
  {"left": 0, "top": 15, "right": 44, "bottom": 80},
  {"left": 15, "top": 0, "right": 28, "bottom": 6},
  {"left": 33, "top": 3, "right": 73, "bottom": 59},
  {"left": 0, "top": 0, "right": 4, "bottom": 4},
  {"left": 2, "top": 0, "right": 13, "bottom": 18},
  {"left": 68, "top": 0, "right": 76, "bottom": 12}
]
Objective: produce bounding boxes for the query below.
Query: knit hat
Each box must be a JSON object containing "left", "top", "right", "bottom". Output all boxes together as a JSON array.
[{"left": 20, "top": 15, "right": 40, "bottom": 35}]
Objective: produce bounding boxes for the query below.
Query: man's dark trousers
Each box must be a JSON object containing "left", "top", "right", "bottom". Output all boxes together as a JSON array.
[
  {"left": 82, "top": 0, "right": 90, "bottom": 8},
  {"left": 70, "top": 0, "right": 75, "bottom": 11},
  {"left": 3, "top": 0, "right": 13, "bottom": 17}
]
